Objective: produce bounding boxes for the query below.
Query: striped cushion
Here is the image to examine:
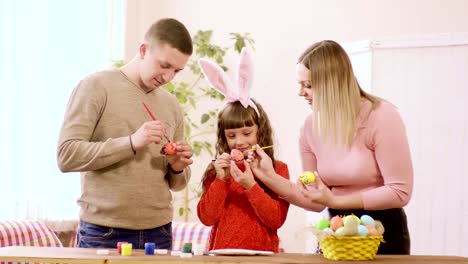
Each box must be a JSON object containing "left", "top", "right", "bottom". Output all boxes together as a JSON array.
[
  {"left": 0, "top": 220, "right": 62, "bottom": 248},
  {"left": 69, "top": 226, "right": 78, "bottom": 247},
  {"left": 172, "top": 222, "right": 211, "bottom": 251}
]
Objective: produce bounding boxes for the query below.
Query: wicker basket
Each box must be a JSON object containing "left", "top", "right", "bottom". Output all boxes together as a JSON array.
[{"left": 320, "top": 235, "right": 384, "bottom": 261}]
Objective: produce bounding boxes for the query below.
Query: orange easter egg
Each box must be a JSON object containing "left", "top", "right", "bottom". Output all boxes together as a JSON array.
[
  {"left": 161, "top": 142, "right": 177, "bottom": 155},
  {"left": 330, "top": 216, "right": 343, "bottom": 231},
  {"left": 366, "top": 225, "right": 379, "bottom": 236}
]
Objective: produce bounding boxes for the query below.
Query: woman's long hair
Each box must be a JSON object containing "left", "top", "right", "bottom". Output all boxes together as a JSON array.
[{"left": 298, "top": 40, "right": 381, "bottom": 148}]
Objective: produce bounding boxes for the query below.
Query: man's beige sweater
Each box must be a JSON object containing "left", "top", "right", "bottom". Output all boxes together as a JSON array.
[{"left": 57, "top": 70, "right": 190, "bottom": 229}]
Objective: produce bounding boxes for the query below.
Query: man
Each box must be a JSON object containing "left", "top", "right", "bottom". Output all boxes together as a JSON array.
[{"left": 57, "top": 18, "right": 193, "bottom": 249}]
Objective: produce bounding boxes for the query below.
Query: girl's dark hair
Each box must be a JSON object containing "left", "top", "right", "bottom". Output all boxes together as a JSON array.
[{"left": 201, "top": 99, "right": 276, "bottom": 191}]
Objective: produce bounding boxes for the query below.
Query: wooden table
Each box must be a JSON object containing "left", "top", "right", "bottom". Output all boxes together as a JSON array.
[{"left": 0, "top": 246, "right": 466, "bottom": 264}]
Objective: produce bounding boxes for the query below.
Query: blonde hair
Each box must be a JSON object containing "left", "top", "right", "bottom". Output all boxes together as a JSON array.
[{"left": 298, "top": 40, "right": 381, "bottom": 148}]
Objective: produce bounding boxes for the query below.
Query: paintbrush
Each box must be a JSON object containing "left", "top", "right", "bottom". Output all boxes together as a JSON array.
[{"left": 141, "top": 101, "right": 171, "bottom": 142}]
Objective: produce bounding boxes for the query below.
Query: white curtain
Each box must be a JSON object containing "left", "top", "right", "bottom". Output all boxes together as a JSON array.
[{"left": 0, "top": 0, "right": 125, "bottom": 220}]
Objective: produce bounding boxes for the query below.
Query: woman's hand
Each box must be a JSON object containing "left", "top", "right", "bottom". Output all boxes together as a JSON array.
[
  {"left": 230, "top": 160, "right": 256, "bottom": 189},
  {"left": 213, "top": 153, "right": 231, "bottom": 181},
  {"left": 247, "top": 144, "right": 275, "bottom": 181},
  {"left": 299, "top": 171, "right": 335, "bottom": 207}
]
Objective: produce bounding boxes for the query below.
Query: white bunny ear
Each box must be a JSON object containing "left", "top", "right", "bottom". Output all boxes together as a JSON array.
[
  {"left": 199, "top": 58, "right": 237, "bottom": 101},
  {"left": 236, "top": 47, "right": 254, "bottom": 108}
]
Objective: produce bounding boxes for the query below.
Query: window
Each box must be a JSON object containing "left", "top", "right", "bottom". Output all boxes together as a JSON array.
[{"left": 0, "top": 0, "right": 125, "bottom": 220}]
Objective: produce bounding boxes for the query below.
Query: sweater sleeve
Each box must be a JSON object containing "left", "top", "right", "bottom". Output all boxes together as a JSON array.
[
  {"left": 244, "top": 162, "right": 290, "bottom": 229},
  {"left": 166, "top": 99, "right": 191, "bottom": 191},
  {"left": 197, "top": 172, "right": 229, "bottom": 226},
  {"left": 280, "top": 182, "right": 326, "bottom": 212},
  {"left": 279, "top": 116, "right": 326, "bottom": 212},
  {"left": 362, "top": 104, "right": 413, "bottom": 209},
  {"left": 57, "top": 78, "right": 134, "bottom": 172},
  {"left": 167, "top": 166, "right": 191, "bottom": 191}
]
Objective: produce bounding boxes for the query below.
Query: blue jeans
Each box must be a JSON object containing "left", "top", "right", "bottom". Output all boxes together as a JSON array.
[{"left": 77, "top": 220, "right": 172, "bottom": 249}]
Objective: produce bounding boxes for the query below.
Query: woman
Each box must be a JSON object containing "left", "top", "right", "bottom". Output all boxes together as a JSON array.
[{"left": 248, "top": 40, "right": 413, "bottom": 254}]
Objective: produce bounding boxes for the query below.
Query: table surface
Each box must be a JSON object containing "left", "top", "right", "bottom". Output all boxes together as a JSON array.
[{"left": 0, "top": 246, "right": 466, "bottom": 264}]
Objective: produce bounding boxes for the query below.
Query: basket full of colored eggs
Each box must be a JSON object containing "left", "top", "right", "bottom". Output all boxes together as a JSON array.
[{"left": 313, "top": 214, "right": 385, "bottom": 261}]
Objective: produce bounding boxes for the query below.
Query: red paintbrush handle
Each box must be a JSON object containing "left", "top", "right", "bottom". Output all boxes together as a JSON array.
[
  {"left": 141, "top": 101, "right": 171, "bottom": 142},
  {"left": 142, "top": 102, "right": 157, "bottom": 120}
]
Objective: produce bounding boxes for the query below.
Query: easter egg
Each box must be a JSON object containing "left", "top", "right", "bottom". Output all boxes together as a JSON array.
[
  {"left": 343, "top": 215, "right": 360, "bottom": 226},
  {"left": 358, "top": 225, "right": 369, "bottom": 236},
  {"left": 299, "top": 171, "right": 316, "bottom": 185},
  {"left": 323, "top": 227, "right": 334, "bottom": 234},
  {"left": 374, "top": 220, "right": 385, "bottom": 235},
  {"left": 161, "top": 142, "right": 177, "bottom": 155},
  {"left": 316, "top": 219, "right": 330, "bottom": 230},
  {"left": 360, "top": 215, "right": 375, "bottom": 226},
  {"left": 230, "top": 149, "right": 244, "bottom": 162},
  {"left": 330, "top": 216, "right": 343, "bottom": 231},
  {"left": 366, "top": 225, "right": 379, "bottom": 236},
  {"left": 335, "top": 226, "right": 346, "bottom": 236},
  {"left": 342, "top": 217, "right": 359, "bottom": 236}
]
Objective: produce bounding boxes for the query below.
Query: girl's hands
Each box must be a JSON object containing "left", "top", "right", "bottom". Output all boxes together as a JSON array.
[
  {"left": 213, "top": 153, "right": 231, "bottom": 181},
  {"left": 230, "top": 160, "right": 256, "bottom": 189},
  {"left": 299, "top": 171, "right": 335, "bottom": 207},
  {"left": 246, "top": 144, "right": 275, "bottom": 181}
]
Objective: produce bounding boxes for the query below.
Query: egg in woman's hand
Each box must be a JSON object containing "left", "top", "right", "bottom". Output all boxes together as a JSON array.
[{"left": 299, "top": 171, "right": 316, "bottom": 185}]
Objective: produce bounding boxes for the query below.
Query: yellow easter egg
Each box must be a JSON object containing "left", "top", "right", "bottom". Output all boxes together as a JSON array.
[
  {"left": 342, "top": 215, "right": 359, "bottom": 236},
  {"left": 299, "top": 171, "right": 316, "bottom": 185},
  {"left": 343, "top": 215, "right": 361, "bottom": 226}
]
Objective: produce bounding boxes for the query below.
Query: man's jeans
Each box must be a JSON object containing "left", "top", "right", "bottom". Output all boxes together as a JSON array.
[{"left": 77, "top": 220, "right": 172, "bottom": 249}]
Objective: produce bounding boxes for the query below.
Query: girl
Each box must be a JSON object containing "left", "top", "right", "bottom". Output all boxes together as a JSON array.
[{"left": 196, "top": 48, "right": 290, "bottom": 253}]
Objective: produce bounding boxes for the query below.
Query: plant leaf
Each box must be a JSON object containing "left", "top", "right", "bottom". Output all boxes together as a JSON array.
[
  {"left": 201, "top": 113, "right": 210, "bottom": 124},
  {"left": 178, "top": 207, "right": 184, "bottom": 217}
]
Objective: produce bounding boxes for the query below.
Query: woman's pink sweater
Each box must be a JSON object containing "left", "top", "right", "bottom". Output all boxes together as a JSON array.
[{"left": 284, "top": 100, "right": 413, "bottom": 211}]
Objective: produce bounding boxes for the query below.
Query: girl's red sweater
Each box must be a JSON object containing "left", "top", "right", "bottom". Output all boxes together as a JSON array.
[{"left": 197, "top": 161, "right": 290, "bottom": 252}]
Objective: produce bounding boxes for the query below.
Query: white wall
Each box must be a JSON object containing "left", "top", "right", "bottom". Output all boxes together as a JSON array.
[
  {"left": 122, "top": 0, "right": 468, "bottom": 254},
  {"left": 367, "top": 35, "right": 468, "bottom": 256}
]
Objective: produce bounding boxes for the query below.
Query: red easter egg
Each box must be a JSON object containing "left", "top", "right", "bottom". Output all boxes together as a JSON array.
[
  {"left": 230, "top": 149, "right": 244, "bottom": 162},
  {"left": 162, "top": 142, "right": 177, "bottom": 155}
]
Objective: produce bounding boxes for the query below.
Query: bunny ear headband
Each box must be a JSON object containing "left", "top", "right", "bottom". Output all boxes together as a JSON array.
[{"left": 198, "top": 47, "right": 260, "bottom": 116}]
